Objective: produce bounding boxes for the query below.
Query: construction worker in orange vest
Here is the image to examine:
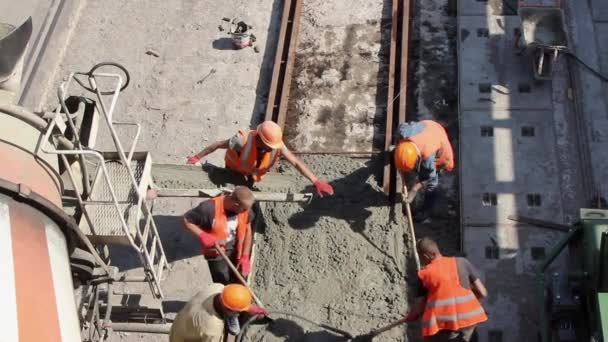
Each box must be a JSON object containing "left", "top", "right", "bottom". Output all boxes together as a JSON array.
[
  {"left": 405, "top": 237, "right": 488, "bottom": 342},
  {"left": 170, "top": 283, "right": 267, "bottom": 340},
  {"left": 393, "top": 120, "right": 454, "bottom": 222},
  {"left": 186, "top": 121, "right": 334, "bottom": 197},
  {"left": 182, "top": 186, "right": 255, "bottom": 285}
]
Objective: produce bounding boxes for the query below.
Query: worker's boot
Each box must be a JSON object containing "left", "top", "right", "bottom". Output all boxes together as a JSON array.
[{"left": 225, "top": 314, "right": 241, "bottom": 335}]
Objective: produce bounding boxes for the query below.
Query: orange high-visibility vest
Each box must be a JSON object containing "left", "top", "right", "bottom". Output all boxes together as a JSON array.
[
  {"left": 418, "top": 256, "right": 487, "bottom": 337},
  {"left": 201, "top": 195, "right": 249, "bottom": 258},
  {"left": 404, "top": 120, "right": 454, "bottom": 172},
  {"left": 224, "top": 129, "right": 280, "bottom": 182}
]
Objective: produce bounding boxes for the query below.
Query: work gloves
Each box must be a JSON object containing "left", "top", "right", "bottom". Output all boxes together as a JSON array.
[
  {"left": 198, "top": 230, "right": 218, "bottom": 249},
  {"left": 237, "top": 255, "right": 251, "bottom": 277},
  {"left": 405, "top": 187, "right": 419, "bottom": 204},
  {"left": 186, "top": 155, "right": 201, "bottom": 165},
  {"left": 248, "top": 305, "right": 268, "bottom": 316},
  {"left": 313, "top": 180, "right": 334, "bottom": 197}
]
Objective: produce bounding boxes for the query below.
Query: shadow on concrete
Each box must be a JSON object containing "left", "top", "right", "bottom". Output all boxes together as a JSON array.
[
  {"left": 248, "top": 0, "right": 283, "bottom": 127},
  {"left": 245, "top": 318, "right": 349, "bottom": 342},
  {"left": 212, "top": 37, "right": 235, "bottom": 50},
  {"left": 106, "top": 214, "right": 201, "bottom": 271},
  {"left": 286, "top": 157, "right": 404, "bottom": 264}
]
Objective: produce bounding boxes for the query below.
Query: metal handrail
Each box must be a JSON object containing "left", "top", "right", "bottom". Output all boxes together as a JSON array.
[{"left": 37, "top": 114, "right": 146, "bottom": 268}]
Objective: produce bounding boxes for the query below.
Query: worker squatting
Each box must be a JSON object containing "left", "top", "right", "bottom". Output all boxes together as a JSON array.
[{"left": 172, "top": 120, "right": 488, "bottom": 341}]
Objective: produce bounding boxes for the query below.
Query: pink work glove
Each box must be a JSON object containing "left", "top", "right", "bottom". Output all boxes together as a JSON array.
[
  {"left": 198, "top": 230, "right": 218, "bottom": 249},
  {"left": 237, "top": 255, "right": 251, "bottom": 277},
  {"left": 248, "top": 305, "right": 268, "bottom": 316},
  {"left": 186, "top": 155, "right": 201, "bottom": 165},
  {"left": 313, "top": 180, "right": 334, "bottom": 197}
]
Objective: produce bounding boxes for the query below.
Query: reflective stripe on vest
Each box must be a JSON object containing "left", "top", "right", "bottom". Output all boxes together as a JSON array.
[
  {"left": 425, "top": 293, "right": 476, "bottom": 308},
  {"left": 406, "top": 120, "right": 454, "bottom": 172},
  {"left": 418, "top": 256, "right": 487, "bottom": 336},
  {"left": 202, "top": 195, "right": 249, "bottom": 259},
  {"left": 224, "top": 130, "right": 279, "bottom": 180},
  {"left": 421, "top": 307, "right": 486, "bottom": 328}
]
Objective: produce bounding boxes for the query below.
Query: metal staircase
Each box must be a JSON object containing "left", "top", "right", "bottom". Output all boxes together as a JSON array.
[{"left": 37, "top": 69, "right": 167, "bottom": 298}]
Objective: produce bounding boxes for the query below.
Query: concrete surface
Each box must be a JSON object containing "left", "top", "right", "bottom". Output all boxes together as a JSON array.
[
  {"left": 459, "top": 0, "right": 519, "bottom": 17},
  {"left": 458, "top": 3, "right": 591, "bottom": 342},
  {"left": 460, "top": 109, "right": 562, "bottom": 225},
  {"left": 44, "top": 0, "right": 281, "bottom": 167},
  {"left": 458, "top": 15, "right": 553, "bottom": 111},
  {"left": 247, "top": 155, "right": 413, "bottom": 341},
  {"left": 283, "top": 0, "right": 389, "bottom": 152}
]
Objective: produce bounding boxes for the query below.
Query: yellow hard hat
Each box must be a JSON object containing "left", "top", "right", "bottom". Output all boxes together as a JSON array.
[
  {"left": 256, "top": 121, "right": 283, "bottom": 149},
  {"left": 394, "top": 141, "right": 419, "bottom": 172},
  {"left": 221, "top": 284, "right": 252, "bottom": 312}
]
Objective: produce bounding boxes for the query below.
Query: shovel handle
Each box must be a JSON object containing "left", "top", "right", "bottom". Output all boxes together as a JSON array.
[
  {"left": 214, "top": 243, "right": 265, "bottom": 308},
  {"left": 371, "top": 317, "right": 409, "bottom": 335},
  {"left": 402, "top": 186, "right": 421, "bottom": 270}
]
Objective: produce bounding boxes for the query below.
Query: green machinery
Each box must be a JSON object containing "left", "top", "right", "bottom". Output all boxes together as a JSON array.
[{"left": 536, "top": 208, "right": 608, "bottom": 342}]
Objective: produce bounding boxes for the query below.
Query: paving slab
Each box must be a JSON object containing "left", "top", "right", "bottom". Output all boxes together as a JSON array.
[
  {"left": 458, "top": 15, "right": 553, "bottom": 111},
  {"left": 463, "top": 224, "right": 567, "bottom": 342},
  {"left": 460, "top": 109, "right": 562, "bottom": 225}
]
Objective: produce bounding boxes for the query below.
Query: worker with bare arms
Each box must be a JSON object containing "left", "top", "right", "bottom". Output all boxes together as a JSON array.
[
  {"left": 393, "top": 120, "right": 454, "bottom": 222},
  {"left": 170, "top": 283, "right": 267, "bottom": 341},
  {"left": 405, "top": 238, "right": 488, "bottom": 342},
  {"left": 182, "top": 186, "right": 255, "bottom": 285},
  {"left": 186, "top": 120, "right": 334, "bottom": 197}
]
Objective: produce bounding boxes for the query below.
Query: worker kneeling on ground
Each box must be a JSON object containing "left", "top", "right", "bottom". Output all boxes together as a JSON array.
[
  {"left": 186, "top": 120, "right": 334, "bottom": 197},
  {"left": 182, "top": 186, "right": 255, "bottom": 284},
  {"left": 405, "top": 238, "right": 488, "bottom": 342},
  {"left": 170, "top": 283, "right": 267, "bottom": 341},
  {"left": 394, "top": 120, "right": 454, "bottom": 222}
]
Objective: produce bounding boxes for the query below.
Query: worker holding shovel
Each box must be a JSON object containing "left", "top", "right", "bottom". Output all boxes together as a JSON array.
[
  {"left": 182, "top": 186, "right": 255, "bottom": 285},
  {"left": 186, "top": 120, "right": 334, "bottom": 197},
  {"left": 404, "top": 238, "right": 488, "bottom": 342},
  {"left": 394, "top": 120, "right": 454, "bottom": 222},
  {"left": 170, "top": 283, "right": 267, "bottom": 341}
]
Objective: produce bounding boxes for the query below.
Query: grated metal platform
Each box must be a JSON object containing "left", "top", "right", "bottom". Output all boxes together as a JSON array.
[{"left": 79, "top": 152, "right": 152, "bottom": 245}]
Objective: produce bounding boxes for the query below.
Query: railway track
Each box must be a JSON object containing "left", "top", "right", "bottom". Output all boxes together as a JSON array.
[{"left": 265, "top": 0, "right": 414, "bottom": 195}]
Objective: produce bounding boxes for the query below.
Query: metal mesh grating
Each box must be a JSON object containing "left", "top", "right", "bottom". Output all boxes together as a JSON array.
[{"left": 80, "top": 159, "right": 146, "bottom": 237}]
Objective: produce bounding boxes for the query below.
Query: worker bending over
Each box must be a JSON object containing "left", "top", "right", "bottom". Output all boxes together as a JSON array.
[
  {"left": 186, "top": 121, "right": 334, "bottom": 197},
  {"left": 170, "top": 283, "right": 267, "bottom": 341},
  {"left": 182, "top": 186, "right": 255, "bottom": 284},
  {"left": 405, "top": 238, "right": 488, "bottom": 342},
  {"left": 394, "top": 120, "right": 454, "bottom": 222}
]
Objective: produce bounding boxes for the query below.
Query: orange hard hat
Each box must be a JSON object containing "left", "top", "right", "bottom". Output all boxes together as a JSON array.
[
  {"left": 256, "top": 121, "right": 283, "bottom": 149},
  {"left": 394, "top": 141, "right": 419, "bottom": 172},
  {"left": 221, "top": 284, "right": 252, "bottom": 312}
]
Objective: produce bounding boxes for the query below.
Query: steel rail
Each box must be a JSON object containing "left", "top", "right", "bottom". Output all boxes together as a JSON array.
[
  {"left": 264, "top": 0, "right": 303, "bottom": 129},
  {"left": 383, "top": 0, "right": 413, "bottom": 194}
]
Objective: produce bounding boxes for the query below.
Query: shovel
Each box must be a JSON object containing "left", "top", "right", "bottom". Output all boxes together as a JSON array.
[
  {"left": 214, "top": 243, "right": 265, "bottom": 308},
  {"left": 350, "top": 317, "right": 408, "bottom": 342}
]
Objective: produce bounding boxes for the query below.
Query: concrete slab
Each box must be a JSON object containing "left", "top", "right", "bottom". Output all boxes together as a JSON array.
[
  {"left": 566, "top": 0, "right": 608, "bottom": 200},
  {"left": 458, "top": 15, "right": 553, "bottom": 111},
  {"left": 42, "top": 0, "right": 280, "bottom": 167},
  {"left": 590, "top": 0, "right": 608, "bottom": 22},
  {"left": 463, "top": 224, "right": 567, "bottom": 342},
  {"left": 459, "top": 0, "right": 519, "bottom": 17},
  {"left": 460, "top": 110, "right": 562, "bottom": 225}
]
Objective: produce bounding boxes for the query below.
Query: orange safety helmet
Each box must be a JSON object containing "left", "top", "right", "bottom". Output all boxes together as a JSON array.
[
  {"left": 221, "top": 284, "right": 252, "bottom": 312},
  {"left": 256, "top": 121, "right": 284, "bottom": 149},
  {"left": 394, "top": 141, "right": 419, "bottom": 172}
]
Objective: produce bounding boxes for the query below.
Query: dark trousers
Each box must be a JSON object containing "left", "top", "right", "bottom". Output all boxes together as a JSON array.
[
  {"left": 424, "top": 326, "right": 476, "bottom": 342},
  {"left": 206, "top": 252, "right": 237, "bottom": 285}
]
